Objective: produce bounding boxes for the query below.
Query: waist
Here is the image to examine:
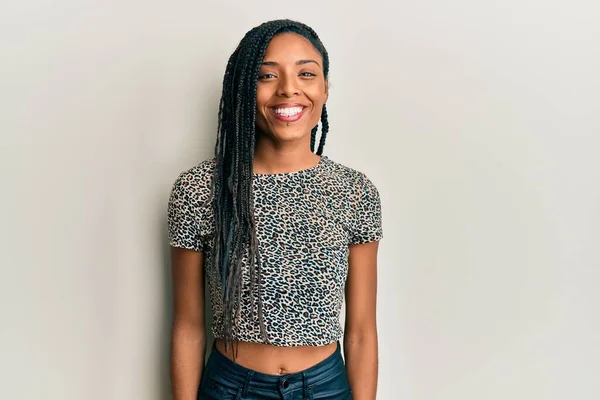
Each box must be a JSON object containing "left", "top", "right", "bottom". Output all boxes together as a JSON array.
[{"left": 213, "top": 337, "right": 341, "bottom": 377}]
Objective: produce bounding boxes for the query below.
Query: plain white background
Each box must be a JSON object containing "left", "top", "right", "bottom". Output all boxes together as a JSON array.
[{"left": 1, "top": 1, "right": 599, "bottom": 399}]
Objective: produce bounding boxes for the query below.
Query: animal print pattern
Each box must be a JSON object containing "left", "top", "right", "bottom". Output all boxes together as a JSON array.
[{"left": 167, "top": 155, "right": 383, "bottom": 346}]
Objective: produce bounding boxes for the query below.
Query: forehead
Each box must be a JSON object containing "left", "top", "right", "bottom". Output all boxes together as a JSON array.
[{"left": 263, "top": 33, "right": 323, "bottom": 65}]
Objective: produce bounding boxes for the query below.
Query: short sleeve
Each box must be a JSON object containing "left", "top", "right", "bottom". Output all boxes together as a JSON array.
[
  {"left": 349, "top": 173, "right": 383, "bottom": 245},
  {"left": 167, "top": 173, "right": 204, "bottom": 252}
]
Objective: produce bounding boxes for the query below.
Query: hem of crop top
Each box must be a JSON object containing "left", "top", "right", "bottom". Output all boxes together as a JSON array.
[{"left": 212, "top": 332, "right": 344, "bottom": 347}]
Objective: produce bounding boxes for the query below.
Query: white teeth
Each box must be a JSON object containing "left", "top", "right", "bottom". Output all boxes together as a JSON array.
[{"left": 273, "top": 107, "right": 303, "bottom": 117}]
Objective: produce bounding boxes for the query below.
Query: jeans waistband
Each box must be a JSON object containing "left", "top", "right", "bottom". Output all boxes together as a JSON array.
[{"left": 206, "top": 338, "right": 344, "bottom": 391}]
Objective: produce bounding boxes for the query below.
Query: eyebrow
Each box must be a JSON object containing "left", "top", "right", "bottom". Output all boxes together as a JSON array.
[{"left": 261, "top": 59, "right": 321, "bottom": 67}]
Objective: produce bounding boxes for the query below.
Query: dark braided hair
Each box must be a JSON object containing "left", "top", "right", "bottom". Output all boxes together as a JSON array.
[{"left": 210, "top": 19, "right": 330, "bottom": 361}]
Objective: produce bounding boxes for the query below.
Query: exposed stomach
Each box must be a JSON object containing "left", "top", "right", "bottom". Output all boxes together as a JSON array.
[{"left": 214, "top": 338, "right": 338, "bottom": 375}]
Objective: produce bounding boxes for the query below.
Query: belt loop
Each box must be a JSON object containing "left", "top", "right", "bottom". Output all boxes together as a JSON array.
[
  {"left": 242, "top": 370, "right": 254, "bottom": 396},
  {"left": 302, "top": 371, "right": 313, "bottom": 400},
  {"left": 302, "top": 371, "right": 308, "bottom": 399}
]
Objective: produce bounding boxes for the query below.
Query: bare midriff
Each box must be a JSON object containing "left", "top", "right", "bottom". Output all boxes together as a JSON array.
[{"left": 215, "top": 338, "right": 338, "bottom": 375}]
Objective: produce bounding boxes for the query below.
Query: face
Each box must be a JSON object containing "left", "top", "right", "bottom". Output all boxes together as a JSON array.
[{"left": 255, "top": 33, "right": 328, "bottom": 142}]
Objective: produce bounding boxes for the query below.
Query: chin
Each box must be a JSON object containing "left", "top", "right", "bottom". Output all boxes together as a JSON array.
[{"left": 260, "top": 124, "right": 308, "bottom": 141}]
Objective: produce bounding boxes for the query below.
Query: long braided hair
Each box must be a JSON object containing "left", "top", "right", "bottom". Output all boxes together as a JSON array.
[{"left": 210, "top": 19, "right": 330, "bottom": 360}]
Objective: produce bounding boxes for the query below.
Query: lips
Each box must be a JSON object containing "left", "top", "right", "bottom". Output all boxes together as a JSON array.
[{"left": 270, "top": 103, "right": 307, "bottom": 123}]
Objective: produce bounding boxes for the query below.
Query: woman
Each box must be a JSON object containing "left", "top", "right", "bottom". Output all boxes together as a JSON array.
[{"left": 168, "top": 19, "right": 383, "bottom": 400}]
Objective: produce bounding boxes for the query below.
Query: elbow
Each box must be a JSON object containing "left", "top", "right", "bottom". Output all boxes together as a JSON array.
[
  {"left": 344, "top": 326, "right": 378, "bottom": 344},
  {"left": 171, "top": 319, "right": 206, "bottom": 343}
]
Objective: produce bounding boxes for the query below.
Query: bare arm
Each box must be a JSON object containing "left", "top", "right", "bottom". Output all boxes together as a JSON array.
[
  {"left": 170, "top": 246, "right": 206, "bottom": 400},
  {"left": 344, "top": 240, "right": 379, "bottom": 400}
]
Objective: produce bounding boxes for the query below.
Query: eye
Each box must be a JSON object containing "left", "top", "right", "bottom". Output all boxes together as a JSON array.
[
  {"left": 300, "top": 72, "right": 317, "bottom": 77},
  {"left": 258, "top": 73, "right": 276, "bottom": 80}
]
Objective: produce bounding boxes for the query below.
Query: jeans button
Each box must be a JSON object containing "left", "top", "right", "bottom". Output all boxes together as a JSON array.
[{"left": 281, "top": 379, "right": 289, "bottom": 389}]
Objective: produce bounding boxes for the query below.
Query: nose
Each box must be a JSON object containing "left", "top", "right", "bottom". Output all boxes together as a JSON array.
[{"left": 277, "top": 74, "right": 300, "bottom": 97}]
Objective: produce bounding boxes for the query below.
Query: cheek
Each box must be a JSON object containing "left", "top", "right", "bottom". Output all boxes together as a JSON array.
[
  {"left": 255, "top": 89, "right": 268, "bottom": 129},
  {"left": 256, "top": 86, "right": 271, "bottom": 110},
  {"left": 305, "top": 83, "right": 327, "bottom": 107}
]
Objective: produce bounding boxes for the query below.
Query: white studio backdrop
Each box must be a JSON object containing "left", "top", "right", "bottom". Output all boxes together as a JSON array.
[{"left": 1, "top": 1, "right": 599, "bottom": 399}]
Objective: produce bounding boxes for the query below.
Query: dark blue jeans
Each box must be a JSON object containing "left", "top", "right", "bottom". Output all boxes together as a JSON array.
[{"left": 198, "top": 339, "right": 353, "bottom": 399}]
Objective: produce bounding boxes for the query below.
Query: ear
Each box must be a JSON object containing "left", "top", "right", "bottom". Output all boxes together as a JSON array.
[{"left": 324, "top": 78, "right": 329, "bottom": 102}]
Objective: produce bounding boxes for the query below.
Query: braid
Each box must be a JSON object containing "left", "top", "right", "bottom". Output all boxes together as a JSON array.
[
  {"left": 310, "top": 125, "right": 318, "bottom": 153},
  {"left": 211, "top": 19, "right": 330, "bottom": 361},
  {"left": 316, "top": 105, "right": 329, "bottom": 156}
]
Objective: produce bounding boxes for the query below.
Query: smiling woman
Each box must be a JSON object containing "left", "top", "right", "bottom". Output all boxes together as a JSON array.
[
  {"left": 168, "top": 19, "right": 382, "bottom": 400},
  {"left": 255, "top": 34, "right": 328, "bottom": 140}
]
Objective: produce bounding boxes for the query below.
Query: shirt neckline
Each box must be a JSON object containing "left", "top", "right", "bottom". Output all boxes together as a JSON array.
[{"left": 253, "top": 155, "right": 327, "bottom": 179}]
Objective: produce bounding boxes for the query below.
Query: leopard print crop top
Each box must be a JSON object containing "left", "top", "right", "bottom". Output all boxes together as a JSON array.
[{"left": 167, "top": 155, "right": 383, "bottom": 346}]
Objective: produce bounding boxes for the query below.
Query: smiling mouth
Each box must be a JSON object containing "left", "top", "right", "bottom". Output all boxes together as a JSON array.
[{"left": 271, "top": 106, "right": 307, "bottom": 122}]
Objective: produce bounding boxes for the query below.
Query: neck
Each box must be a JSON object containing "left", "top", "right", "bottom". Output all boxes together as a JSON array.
[{"left": 253, "top": 137, "right": 321, "bottom": 175}]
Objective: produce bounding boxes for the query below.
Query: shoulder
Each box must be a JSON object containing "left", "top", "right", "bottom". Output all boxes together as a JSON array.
[
  {"left": 167, "top": 158, "right": 216, "bottom": 250},
  {"left": 172, "top": 157, "right": 216, "bottom": 193},
  {"left": 169, "top": 157, "right": 216, "bottom": 211},
  {"left": 322, "top": 156, "right": 380, "bottom": 193}
]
